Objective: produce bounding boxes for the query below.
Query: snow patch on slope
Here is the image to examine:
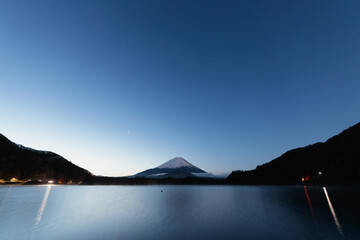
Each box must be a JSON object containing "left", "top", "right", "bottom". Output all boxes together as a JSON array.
[{"left": 17, "top": 144, "right": 52, "bottom": 154}]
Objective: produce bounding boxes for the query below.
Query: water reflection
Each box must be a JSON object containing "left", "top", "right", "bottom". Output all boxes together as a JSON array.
[
  {"left": 35, "top": 185, "right": 51, "bottom": 225},
  {"left": 304, "top": 186, "right": 317, "bottom": 227},
  {"left": 323, "top": 187, "right": 344, "bottom": 237},
  {"left": 304, "top": 186, "right": 314, "bottom": 215},
  {"left": 1, "top": 186, "right": 359, "bottom": 240}
]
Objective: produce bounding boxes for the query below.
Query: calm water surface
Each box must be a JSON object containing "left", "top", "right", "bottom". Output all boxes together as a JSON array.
[{"left": 0, "top": 185, "right": 359, "bottom": 240}]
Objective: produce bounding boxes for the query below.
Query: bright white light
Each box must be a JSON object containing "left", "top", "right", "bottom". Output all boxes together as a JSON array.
[
  {"left": 35, "top": 185, "right": 51, "bottom": 225},
  {"left": 318, "top": 171, "right": 322, "bottom": 175},
  {"left": 323, "top": 187, "right": 344, "bottom": 237},
  {"left": 48, "top": 180, "right": 54, "bottom": 184},
  {"left": 10, "top": 178, "right": 18, "bottom": 182}
]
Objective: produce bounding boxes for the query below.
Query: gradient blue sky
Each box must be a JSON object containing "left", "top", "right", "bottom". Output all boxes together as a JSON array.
[{"left": 1, "top": 0, "right": 360, "bottom": 176}]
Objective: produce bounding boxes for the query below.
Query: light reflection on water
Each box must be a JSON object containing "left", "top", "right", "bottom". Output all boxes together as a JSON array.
[
  {"left": 323, "top": 187, "right": 344, "bottom": 237},
  {"left": 303, "top": 186, "right": 318, "bottom": 229},
  {"left": 35, "top": 185, "right": 51, "bottom": 225},
  {"left": 0, "top": 185, "right": 359, "bottom": 240},
  {"left": 31, "top": 185, "right": 52, "bottom": 240}
]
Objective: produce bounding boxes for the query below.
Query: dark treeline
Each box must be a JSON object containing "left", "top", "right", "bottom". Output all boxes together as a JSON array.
[{"left": 82, "top": 176, "right": 227, "bottom": 185}]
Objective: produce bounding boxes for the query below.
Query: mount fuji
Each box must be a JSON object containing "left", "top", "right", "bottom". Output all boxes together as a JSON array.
[{"left": 134, "top": 157, "right": 210, "bottom": 178}]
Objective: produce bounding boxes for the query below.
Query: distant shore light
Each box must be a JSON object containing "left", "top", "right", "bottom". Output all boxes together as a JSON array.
[{"left": 48, "top": 180, "right": 54, "bottom": 184}]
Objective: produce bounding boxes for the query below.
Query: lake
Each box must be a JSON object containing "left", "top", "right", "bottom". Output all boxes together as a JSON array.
[{"left": 0, "top": 185, "right": 359, "bottom": 240}]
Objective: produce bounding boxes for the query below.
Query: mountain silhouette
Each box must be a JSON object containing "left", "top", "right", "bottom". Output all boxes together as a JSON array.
[
  {"left": 0, "top": 134, "right": 92, "bottom": 183},
  {"left": 228, "top": 122, "right": 360, "bottom": 184},
  {"left": 134, "top": 157, "right": 206, "bottom": 178}
]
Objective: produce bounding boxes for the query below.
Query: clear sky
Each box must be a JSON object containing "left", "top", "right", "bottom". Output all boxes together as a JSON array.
[{"left": 1, "top": 0, "right": 360, "bottom": 176}]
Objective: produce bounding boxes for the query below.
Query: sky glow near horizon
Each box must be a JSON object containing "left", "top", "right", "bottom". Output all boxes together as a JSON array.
[{"left": 1, "top": 0, "right": 360, "bottom": 176}]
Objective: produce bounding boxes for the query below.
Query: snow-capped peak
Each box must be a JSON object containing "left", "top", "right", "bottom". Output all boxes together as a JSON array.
[
  {"left": 157, "top": 157, "right": 195, "bottom": 169},
  {"left": 134, "top": 157, "right": 206, "bottom": 177}
]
